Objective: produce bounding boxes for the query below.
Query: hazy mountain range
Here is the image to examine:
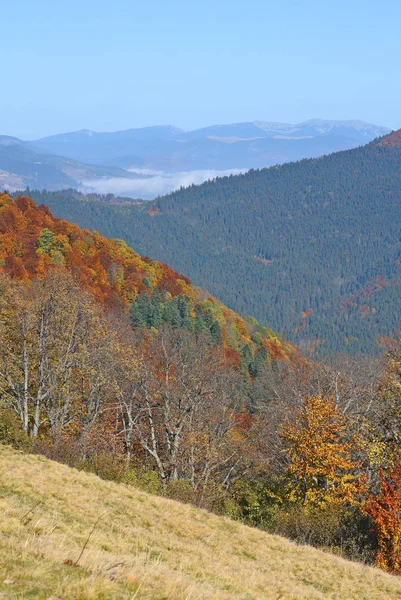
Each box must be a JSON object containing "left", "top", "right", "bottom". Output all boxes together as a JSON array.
[
  {"left": 0, "top": 135, "right": 147, "bottom": 195},
  {"left": 32, "top": 119, "right": 389, "bottom": 170},
  {"left": 0, "top": 120, "right": 391, "bottom": 197}
]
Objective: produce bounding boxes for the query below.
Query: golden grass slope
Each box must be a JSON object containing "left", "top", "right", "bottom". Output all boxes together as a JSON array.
[{"left": 1, "top": 446, "right": 401, "bottom": 600}]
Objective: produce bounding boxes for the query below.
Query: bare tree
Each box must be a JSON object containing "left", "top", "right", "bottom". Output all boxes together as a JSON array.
[
  {"left": 0, "top": 271, "right": 117, "bottom": 438},
  {"left": 116, "top": 327, "right": 255, "bottom": 501}
]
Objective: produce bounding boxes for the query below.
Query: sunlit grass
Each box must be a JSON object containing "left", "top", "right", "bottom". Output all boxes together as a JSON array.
[{"left": 1, "top": 445, "right": 401, "bottom": 599}]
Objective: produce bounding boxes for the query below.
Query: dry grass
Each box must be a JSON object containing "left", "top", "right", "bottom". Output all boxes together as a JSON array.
[{"left": 1, "top": 446, "right": 401, "bottom": 599}]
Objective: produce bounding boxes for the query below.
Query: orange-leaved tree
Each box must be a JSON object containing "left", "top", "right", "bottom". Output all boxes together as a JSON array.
[
  {"left": 280, "top": 395, "right": 364, "bottom": 508},
  {"left": 364, "top": 460, "right": 401, "bottom": 572}
]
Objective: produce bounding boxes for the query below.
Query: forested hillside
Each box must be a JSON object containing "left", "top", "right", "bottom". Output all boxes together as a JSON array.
[
  {"left": 28, "top": 132, "right": 401, "bottom": 355},
  {"left": 0, "top": 192, "right": 296, "bottom": 368},
  {"left": 5, "top": 192, "right": 401, "bottom": 572},
  {"left": 0, "top": 192, "right": 301, "bottom": 507}
]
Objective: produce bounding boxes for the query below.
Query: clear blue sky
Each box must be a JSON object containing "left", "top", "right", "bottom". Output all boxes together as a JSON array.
[{"left": 2, "top": 0, "right": 401, "bottom": 138}]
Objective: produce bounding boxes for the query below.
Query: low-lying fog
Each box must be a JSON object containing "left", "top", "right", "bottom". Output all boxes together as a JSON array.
[{"left": 81, "top": 168, "right": 247, "bottom": 200}]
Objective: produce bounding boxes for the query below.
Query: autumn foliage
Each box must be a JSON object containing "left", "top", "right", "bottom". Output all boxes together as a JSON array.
[
  {"left": 0, "top": 193, "right": 299, "bottom": 365},
  {"left": 281, "top": 395, "right": 364, "bottom": 508},
  {"left": 0, "top": 193, "right": 300, "bottom": 510},
  {"left": 0, "top": 192, "right": 194, "bottom": 307},
  {"left": 3, "top": 192, "right": 397, "bottom": 568},
  {"left": 364, "top": 461, "right": 401, "bottom": 572}
]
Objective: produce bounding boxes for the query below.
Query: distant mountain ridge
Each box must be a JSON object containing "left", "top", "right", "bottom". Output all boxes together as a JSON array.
[
  {"left": 33, "top": 119, "right": 388, "bottom": 143},
  {"left": 183, "top": 119, "right": 388, "bottom": 141},
  {"left": 0, "top": 135, "right": 147, "bottom": 193},
  {"left": 0, "top": 119, "right": 391, "bottom": 197},
  {"left": 31, "top": 119, "right": 390, "bottom": 173}
]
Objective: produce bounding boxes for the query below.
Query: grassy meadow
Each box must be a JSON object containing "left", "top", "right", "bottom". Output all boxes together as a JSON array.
[{"left": 1, "top": 445, "right": 401, "bottom": 599}]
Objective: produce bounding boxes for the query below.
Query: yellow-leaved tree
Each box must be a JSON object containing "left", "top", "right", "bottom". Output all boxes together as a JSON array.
[{"left": 280, "top": 395, "right": 365, "bottom": 508}]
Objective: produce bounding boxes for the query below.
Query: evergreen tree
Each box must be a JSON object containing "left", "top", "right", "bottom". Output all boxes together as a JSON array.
[
  {"left": 240, "top": 344, "right": 253, "bottom": 373},
  {"left": 129, "top": 297, "right": 146, "bottom": 327},
  {"left": 163, "top": 298, "right": 182, "bottom": 328},
  {"left": 210, "top": 320, "right": 223, "bottom": 346},
  {"left": 177, "top": 295, "right": 194, "bottom": 331},
  {"left": 149, "top": 289, "right": 163, "bottom": 327},
  {"left": 195, "top": 306, "right": 206, "bottom": 338}
]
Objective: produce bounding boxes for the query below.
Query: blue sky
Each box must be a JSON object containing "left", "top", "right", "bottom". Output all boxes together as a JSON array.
[{"left": 2, "top": 0, "right": 401, "bottom": 138}]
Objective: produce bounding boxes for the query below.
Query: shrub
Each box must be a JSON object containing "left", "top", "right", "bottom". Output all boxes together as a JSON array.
[
  {"left": 273, "top": 504, "right": 377, "bottom": 563},
  {"left": 0, "top": 410, "right": 32, "bottom": 451},
  {"left": 166, "top": 479, "right": 194, "bottom": 503},
  {"left": 122, "top": 469, "right": 163, "bottom": 495},
  {"left": 225, "top": 477, "right": 282, "bottom": 529}
]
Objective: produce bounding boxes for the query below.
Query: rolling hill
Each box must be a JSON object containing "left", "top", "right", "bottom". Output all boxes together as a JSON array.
[
  {"left": 0, "top": 136, "right": 145, "bottom": 192},
  {"left": 29, "top": 130, "right": 401, "bottom": 355},
  {"left": 1, "top": 445, "right": 400, "bottom": 600}
]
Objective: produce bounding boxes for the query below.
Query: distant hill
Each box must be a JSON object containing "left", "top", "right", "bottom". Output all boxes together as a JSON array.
[
  {"left": 30, "top": 131, "right": 401, "bottom": 355},
  {"left": 31, "top": 120, "right": 389, "bottom": 172},
  {"left": 1, "top": 445, "right": 400, "bottom": 600},
  {"left": 0, "top": 135, "right": 145, "bottom": 192}
]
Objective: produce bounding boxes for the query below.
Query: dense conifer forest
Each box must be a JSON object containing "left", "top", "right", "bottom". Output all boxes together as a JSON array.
[{"left": 26, "top": 133, "right": 401, "bottom": 355}]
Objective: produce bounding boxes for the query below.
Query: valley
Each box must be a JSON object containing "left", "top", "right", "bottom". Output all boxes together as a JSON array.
[
  {"left": 3, "top": 2, "right": 401, "bottom": 597},
  {"left": 28, "top": 131, "right": 401, "bottom": 355}
]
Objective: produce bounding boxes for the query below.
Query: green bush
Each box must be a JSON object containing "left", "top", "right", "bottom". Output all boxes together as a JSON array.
[
  {"left": 272, "top": 504, "right": 377, "bottom": 563},
  {"left": 226, "top": 477, "right": 282, "bottom": 529},
  {"left": 0, "top": 410, "right": 32, "bottom": 451},
  {"left": 226, "top": 476, "right": 377, "bottom": 563},
  {"left": 122, "top": 469, "right": 163, "bottom": 495},
  {"left": 166, "top": 479, "right": 194, "bottom": 503}
]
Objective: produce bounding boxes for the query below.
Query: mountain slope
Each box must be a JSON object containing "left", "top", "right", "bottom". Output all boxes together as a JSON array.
[
  {"left": 1, "top": 445, "right": 400, "bottom": 600},
  {"left": 31, "top": 131, "right": 401, "bottom": 355},
  {"left": 31, "top": 120, "right": 389, "bottom": 171},
  {"left": 0, "top": 192, "right": 298, "bottom": 364},
  {"left": 0, "top": 136, "right": 144, "bottom": 192}
]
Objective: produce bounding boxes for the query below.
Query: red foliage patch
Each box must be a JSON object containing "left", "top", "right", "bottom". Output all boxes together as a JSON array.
[{"left": 0, "top": 193, "right": 192, "bottom": 307}]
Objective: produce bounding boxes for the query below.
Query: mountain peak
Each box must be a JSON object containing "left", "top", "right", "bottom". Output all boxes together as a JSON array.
[
  {"left": 296, "top": 119, "right": 390, "bottom": 137},
  {"left": 253, "top": 121, "right": 293, "bottom": 131},
  {"left": 76, "top": 129, "right": 95, "bottom": 136}
]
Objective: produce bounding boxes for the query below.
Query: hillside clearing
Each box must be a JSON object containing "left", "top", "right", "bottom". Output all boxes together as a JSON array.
[{"left": 1, "top": 446, "right": 401, "bottom": 599}]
